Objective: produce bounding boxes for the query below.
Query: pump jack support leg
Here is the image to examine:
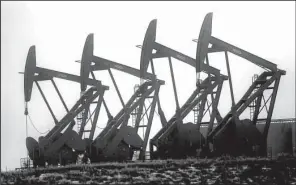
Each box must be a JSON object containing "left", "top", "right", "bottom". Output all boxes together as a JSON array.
[
  {"left": 97, "top": 83, "right": 153, "bottom": 145},
  {"left": 89, "top": 70, "right": 112, "bottom": 123},
  {"left": 139, "top": 83, "right": 160, "bottom": 160},
  {"left": 159, "top": 80, "right": 219, "bottom": 142},
  {"left": 89, "top": 89, "right": 105, "bottom": 140},
  {"left": 211, "top": 72, "right": 278, "bottom": 139},
  {"left": 261, "top": 74, "right": 281, "bottom": 156},
  {"left": 103, "top": 84, "right": 156, "bottom": 142},
  {"left": 151, "top": 60, "right": 167, "bottom": 127},
  {"left": 35, "top": 81, "right": 58, "bottom": 124},
  {"left": 46, "top": 88, "right": 100, "bottom": 141},
  {"left": 206, "top": 80, "right": 223, "bottom": 137}
]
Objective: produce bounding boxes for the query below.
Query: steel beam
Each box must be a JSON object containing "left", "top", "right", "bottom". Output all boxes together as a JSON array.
[
  {"left": 139, "top": 83, "right": 160, "bottom": 160},
  {"left": 35, "top": 81, "right": 58, "bottom": 124}
]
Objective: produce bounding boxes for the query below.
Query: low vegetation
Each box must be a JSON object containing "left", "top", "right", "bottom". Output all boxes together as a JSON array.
[{"left": 1, "top": 156, "right": 296, "bottom": 185}]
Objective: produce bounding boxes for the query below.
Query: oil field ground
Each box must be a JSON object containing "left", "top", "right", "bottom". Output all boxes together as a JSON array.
[{"left": 1, "top": 157, "right": 296, "bottom": 185}]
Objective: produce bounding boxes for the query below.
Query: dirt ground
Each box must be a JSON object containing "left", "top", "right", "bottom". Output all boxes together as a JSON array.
[{"left": 1, "top": 157, "right": 296, "bottom": 185}]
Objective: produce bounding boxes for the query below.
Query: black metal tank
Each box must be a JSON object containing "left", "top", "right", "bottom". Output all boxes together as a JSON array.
[
  {"left": 213, "top": 119, "right": 263, "bottom": 156},
  {"left": 256, "top": 121, "right": 293, "bottom": 157},
  {"left": 157, "top": 122, "right": 205, "bottom": 159}
]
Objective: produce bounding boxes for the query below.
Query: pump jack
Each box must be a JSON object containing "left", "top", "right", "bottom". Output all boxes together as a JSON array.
[
  {"left": 139, "top": 17, "right": 228, "bottom": 159},
  {"left": 22, "top": 46, "right": 109, "bottom": 167},
  {"left": 76, "top": 34, "right": 165, "bottom": 161},
  {"left": 199, "top": 13, "right": 286, "bottom": 157}
]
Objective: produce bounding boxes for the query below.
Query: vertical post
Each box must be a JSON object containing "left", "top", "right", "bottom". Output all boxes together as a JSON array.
[
  {"left": 224, "top": 51, "right": 235, "bottom": 106},
  {"left": 35, "top": 81, "right": 58, "bottom": 124},
  {"left": 139, "top": 83, "right": 160, "bottom": 160},
  {"left": 51, "top": 79, "right": 69, "bottom": 112}
]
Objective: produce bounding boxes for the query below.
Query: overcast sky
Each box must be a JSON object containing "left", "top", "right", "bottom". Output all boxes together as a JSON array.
[{"left": 1, "top": 1, "right": 295, "bottom": 170}]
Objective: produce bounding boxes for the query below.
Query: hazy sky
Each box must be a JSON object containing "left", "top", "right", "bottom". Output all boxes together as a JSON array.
[{"left": 1, "top": 1, "right": 295, "bottom": 170}]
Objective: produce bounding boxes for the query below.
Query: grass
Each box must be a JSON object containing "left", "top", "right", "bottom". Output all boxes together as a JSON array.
[{"left": 1, "top": 156, "right": 296, "bottom": 185}]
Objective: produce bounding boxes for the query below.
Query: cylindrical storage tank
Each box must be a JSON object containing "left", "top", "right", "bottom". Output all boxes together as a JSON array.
[
  {"left": 157, "top": 122, "right": 205, "bottom": 159},
  {"left": 257, "top": 120, "right": 293, "bottom": 158},
  {"left": 213, "top": 119, "right": 263, "bottom": 156}
]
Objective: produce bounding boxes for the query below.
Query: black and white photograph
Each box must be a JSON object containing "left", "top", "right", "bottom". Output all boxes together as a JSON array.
[{"left": 1, "top": 1, "right": 296, "bottom": 184}]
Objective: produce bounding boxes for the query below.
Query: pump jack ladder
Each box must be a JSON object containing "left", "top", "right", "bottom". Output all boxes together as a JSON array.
[
  {"left": 76, "top": 34, "right": 165, "bottom": 161},
  {"left": 22, "top": 46, "right": 109, "bottom": 166},
  {"left": 138, "top": 17, "right": 228, "bottom": 159},
  {"left": 198, "top": 13, "right": 286, "bottom": 156}
]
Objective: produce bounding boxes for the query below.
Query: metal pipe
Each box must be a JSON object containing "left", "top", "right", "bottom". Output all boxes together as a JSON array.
[
  {"left": 168, "top": 57, "right": 180, "bottom": 110},
  {"left": 108, "top": 69, "right": 125, "bottom": 108},
  {"left": 51, "top": 79, "right": 69, "bottom": 112},
  {"left": 35, "top": 81, "right": 58, "bottom": 124},
  {"left": 224, "top": 51, "right": 235, "bottom": 107}
]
